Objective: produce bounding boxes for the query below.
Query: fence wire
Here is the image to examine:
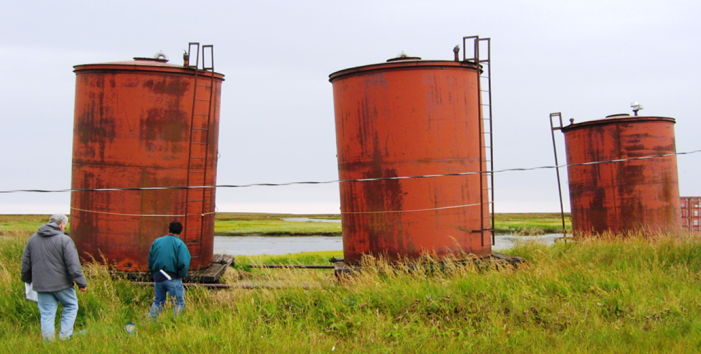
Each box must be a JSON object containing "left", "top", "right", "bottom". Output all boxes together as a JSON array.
[{"left": 1, "top": 149, "right": 699, "bottom": 194}]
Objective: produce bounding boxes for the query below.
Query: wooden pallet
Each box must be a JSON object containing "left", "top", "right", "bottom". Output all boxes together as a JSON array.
[{"left": 117, "top": 254, "right": 235, "bottom": 284}]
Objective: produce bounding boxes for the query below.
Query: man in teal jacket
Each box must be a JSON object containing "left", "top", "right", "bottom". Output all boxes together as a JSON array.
[{"left": 147, "top": 221, "right": 191, "bottom": 319}]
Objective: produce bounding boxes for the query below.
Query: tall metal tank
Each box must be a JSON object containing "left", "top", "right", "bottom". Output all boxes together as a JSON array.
[
  {"left": 70, "top": 49, "right": 224, "bottom": 271},
  {"left": 561, "top": 114, "right": 680, "bottom": 235},
  {"left": 329, "top": 54, "right": 492, "bottom": 264}
]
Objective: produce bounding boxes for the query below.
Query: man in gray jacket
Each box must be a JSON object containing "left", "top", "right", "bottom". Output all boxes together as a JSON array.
[{"left": 21, "top": 214, "right": 87, "bottom": 341}]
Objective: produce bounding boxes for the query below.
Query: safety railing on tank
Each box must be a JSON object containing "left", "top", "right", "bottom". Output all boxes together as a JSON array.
[
  {"left": 184, "top": 42, "right": 217, "bottom": 259},
  {"left": 463, "top": 35, "right": 495, "bottom": 246},
  {"left": 549, "top": 113, "right": 569, "bottom": 241}
]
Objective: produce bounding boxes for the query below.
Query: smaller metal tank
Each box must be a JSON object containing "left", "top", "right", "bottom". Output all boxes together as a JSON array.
[{"left": 561, "top": 114, "right": 680, "bottom": 235}]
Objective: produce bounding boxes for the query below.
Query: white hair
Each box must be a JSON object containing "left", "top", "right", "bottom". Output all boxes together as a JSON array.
[{"left": 49, "top": 214, "right": 68, "bottom": 226}]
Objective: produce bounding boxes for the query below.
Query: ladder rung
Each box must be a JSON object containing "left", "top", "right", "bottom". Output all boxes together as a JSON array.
[
  {"left": 189, "top": 171, "right": 205, "bottom": 173},
  {"left": 197, "top": 84, "right": 212, "bottom": 87},
  {"left": 190, "top": 156, "right": 206, "bottom": 159},
  {"left": 195, "top": 99, "right": 210, "bottom": 101},
  {"left": 192, "top": 127, "right": 209, "bottom": 130},
  {"left": 188, "top": 200, "right": 204, "bottom": 202},
  {"left": 194, "top": 113, "right": 209, "bottom": 116},
  {"left": 191, "top": 142, "right": 207, "bottom": 145}
]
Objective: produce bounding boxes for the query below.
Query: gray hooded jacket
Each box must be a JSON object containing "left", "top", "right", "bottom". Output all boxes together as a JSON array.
[{"left": 21, "top": 223, "right": 88, "bottom": 292}]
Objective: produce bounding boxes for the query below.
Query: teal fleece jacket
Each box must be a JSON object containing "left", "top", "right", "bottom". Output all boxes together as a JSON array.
[{"left": 147, "top": 234, "right": 191, "bottom": 278}]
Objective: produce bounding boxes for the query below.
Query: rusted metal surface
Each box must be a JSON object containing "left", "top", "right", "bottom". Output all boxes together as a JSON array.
[
  {"left": 70, "top": 56, "right": 224, "bottom": 272},
  {"left": 329, "top": 59, "right": 491, "bottom": 264},
  {"left": 680, "top": 197, "right": 701, "bottom": 233},
  {"left": 561, "top": 116, "right": 680, "bottom": 235}
]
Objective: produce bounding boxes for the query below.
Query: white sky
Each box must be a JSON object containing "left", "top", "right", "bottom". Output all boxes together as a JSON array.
[{"left": 1, "top": 0, "right": 700, "bottom": 215}]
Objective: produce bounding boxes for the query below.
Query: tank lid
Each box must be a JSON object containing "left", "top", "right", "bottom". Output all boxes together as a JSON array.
[
  {"left": 387, "top": 52, "right": 422, "bottom": 62},
  {"left": 132, "top": 57, "right": 169, "bottom": 63},
  {"left": 73, "top": 58, "right": 225, "bottom": 79},
  {"left": 329, "top": 59, "right": 481, "bottom": 82},
  {"left": 561, "top": 116, "right": 676, "bottom": 132},
  {"left": 605, "top": 113, "right": 630, "bottom": 118}
]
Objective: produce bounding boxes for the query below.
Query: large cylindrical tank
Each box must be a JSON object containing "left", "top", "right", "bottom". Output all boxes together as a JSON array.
[
  {"left": 70, "top": 57, "right": 224, "bottom": 271},
  {"left": 329, "top": 58, "right": 491, "bottom": 264},
  {"left": 561, "top": 115, "right": 680, "bottom": 235}
]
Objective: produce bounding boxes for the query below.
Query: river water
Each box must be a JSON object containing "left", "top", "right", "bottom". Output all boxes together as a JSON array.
[
  {"left": 214, "top": 218, "right": 565, "bottom": 256},
  {"left": 213, "top": 234, "right": 563, "bottom": 256}
]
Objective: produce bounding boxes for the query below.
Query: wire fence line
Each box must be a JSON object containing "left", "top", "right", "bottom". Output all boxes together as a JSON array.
[
  {"left": 2, "top": 149, "right": 699, "bottom": 194},
  {"left": 68, "top": 207, "right": 217, "bottom": 218}
]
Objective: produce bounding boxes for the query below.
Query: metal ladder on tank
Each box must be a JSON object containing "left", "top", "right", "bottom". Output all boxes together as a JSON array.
[
  {"left": 463, "top": 36, "right": 495, "bottom": 246},
  {"left": 184, "top": 42, "right": 216, "bottom": 260}
]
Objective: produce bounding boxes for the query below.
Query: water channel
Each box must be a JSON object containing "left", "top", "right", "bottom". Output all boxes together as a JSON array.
[{"left": 214, "top": 218, "right": 563, "bottom": 256}]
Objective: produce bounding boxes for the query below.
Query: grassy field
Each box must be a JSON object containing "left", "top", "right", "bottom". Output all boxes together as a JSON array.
[
  {"left": 1, "top": 213, "right": 570, "bottom": 237},
  {"left": 214, "top": 213, "right": 342, "bottom": 236},
  {"left": 0, "top": 215, "right": 55, "bottom": 235},
  {"left": 1, "top": 226, "right": 700, "bottom": 352},
  {"left": 494, "top": 213, "right": 571, "bottom": 235}
]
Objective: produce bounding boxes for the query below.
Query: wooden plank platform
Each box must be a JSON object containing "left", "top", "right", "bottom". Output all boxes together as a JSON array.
[
  {"left": 187, "top": 254, "right": 235, "bottom": 283},
  {"left": 116, "top": 254, "right": 235, "bottom": 284}
]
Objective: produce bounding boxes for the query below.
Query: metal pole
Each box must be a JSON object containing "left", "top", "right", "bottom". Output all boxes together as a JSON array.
[
  {"left": 549, "top": 113, "right": 568, "bottom": 241},
  {"left": 249, "top": 264, "right": 335, "bottom": 269}
]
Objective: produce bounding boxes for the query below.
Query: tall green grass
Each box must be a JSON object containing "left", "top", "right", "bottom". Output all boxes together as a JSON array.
[
  {"left": 0, "top": 215, "right": 50, "bottom": 235},
  {"left": 2, "top": 230, "right": 701, "bottom": 352}
]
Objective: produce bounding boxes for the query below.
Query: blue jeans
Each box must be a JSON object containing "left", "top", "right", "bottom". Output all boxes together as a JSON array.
[
  {"left": 37, "top": 287, "right": 79, "bottom": 341},
  {"left": 148, "top": 278, "right": 185, "bottom": 319}
]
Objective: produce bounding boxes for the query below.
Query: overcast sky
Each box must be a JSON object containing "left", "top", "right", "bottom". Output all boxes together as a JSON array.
[{"left": 1, "top": 0, "right": 700, "bottom": 215}]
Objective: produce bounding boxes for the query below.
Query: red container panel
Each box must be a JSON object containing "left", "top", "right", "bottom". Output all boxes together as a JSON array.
[
  {"left": 681, "top": 197, "right": 701, "bottom": 233},
  {"left": 70, "top": 59, "right": 224, "bottom": 271},
  {"left": 330, "top": 60, "right": 491, "bottom": 264},
  {"left": 562, "top": 116, "right": 680, "bottom": 235}
]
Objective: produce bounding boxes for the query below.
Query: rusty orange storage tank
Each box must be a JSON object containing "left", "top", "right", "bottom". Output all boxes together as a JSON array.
[
  {"left": 329, "top": 56, "right": 491, "bottom": 264},
  {"left": 561, "top": 114, "right": 680, "bottom": 235},
  {"left": 70, "top": 54, "right": 224, "bottom": 271}
]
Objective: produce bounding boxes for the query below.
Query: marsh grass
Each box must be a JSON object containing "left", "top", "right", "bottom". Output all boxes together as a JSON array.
[
  {"left": 214, "top": 219, "right": 342, "bottom": 236},
  {"left": 1, "top": 213, "right": 568, "bottom": 237},
  {"left": 214, "top": 212, "right": 342, "bottom": 236},
  {"left": 0, "top": 215, "right": 50, "bottom": 235},
  {"left": 212, "top": 213, "right": 572, "bottom": 236},
  {"left": 3, "top": 226, "right": 701, "bottom": 352},
  {"left": 495, "top": 213, "right": 571, "bottom": 235}
]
